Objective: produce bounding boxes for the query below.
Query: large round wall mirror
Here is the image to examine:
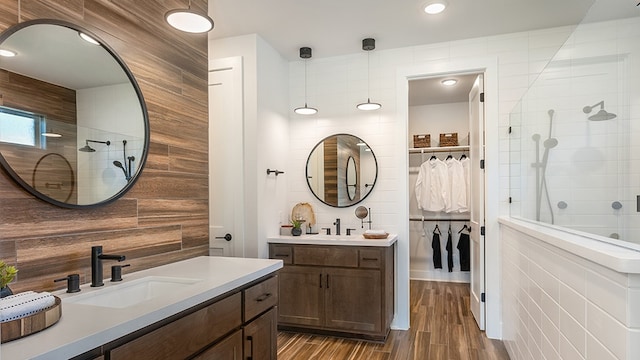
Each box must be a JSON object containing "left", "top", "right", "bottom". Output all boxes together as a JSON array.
[
  {"left": 0, "top": 19, "right": 149, "bottom": 208},
  {"left": 306, "top": 134, "right": 378, "bottom": 207}
]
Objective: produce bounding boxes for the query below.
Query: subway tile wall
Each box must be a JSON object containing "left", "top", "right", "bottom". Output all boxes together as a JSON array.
[{"left": 501, "top": 223, "right": 640, "bottom": 360}]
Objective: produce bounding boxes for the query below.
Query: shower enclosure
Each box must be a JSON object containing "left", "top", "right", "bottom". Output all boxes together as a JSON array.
[{"left": 509, "top": 2, "right": 639, "bottom": 245}]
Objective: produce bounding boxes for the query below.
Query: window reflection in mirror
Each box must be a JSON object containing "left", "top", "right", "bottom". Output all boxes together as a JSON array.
[
  {"left": 306, "top": 134, "right": 377, "bottom": 207},
  {"left": 0, "top": 19, "right": 149, "bottom": 208}
]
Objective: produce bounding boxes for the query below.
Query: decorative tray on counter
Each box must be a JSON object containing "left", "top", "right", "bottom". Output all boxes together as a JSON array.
[
  {"left": 1, "top": 295, "right": 62, "bottom": 343},
  {"left": 362, "top": 232, "right": 389, "bottom": 239}
]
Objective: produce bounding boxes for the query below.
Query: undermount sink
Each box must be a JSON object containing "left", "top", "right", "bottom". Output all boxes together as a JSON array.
[{"left": 65, "top": 276, "right": 202, "bottom": 309}]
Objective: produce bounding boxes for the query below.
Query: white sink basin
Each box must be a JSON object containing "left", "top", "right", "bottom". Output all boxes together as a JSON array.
[{"left": 65, "top": 276, "right": 202, "bottom": 309}]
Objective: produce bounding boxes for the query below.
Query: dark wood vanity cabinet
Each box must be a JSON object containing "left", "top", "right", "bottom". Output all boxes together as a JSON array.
[
  {"left": 107, "top": 275, "right": 278, "bottom": 360},
  {"left": 270, "top": 243, "right": 394, "bottom": 341}
]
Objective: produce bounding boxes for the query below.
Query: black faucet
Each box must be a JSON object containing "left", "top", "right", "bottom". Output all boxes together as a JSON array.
[
  {"left": 333, "top": 218, "right": 341, "bottom": 236},
  {"left": 91, "top": 246, "right": 125, "bottom": 287}
]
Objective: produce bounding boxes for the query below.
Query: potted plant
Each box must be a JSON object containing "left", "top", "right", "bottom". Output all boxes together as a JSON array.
[
  {"left": 290, "top": 218, "right": 303, "bottom": 236},
  {"left": 0, "top": 260, "right": 18, "bottom": 298}
]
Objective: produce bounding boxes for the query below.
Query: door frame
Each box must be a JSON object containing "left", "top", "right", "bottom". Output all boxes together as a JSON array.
[{"left": 396, "top": 56, "right": 501, "bottom": 338}]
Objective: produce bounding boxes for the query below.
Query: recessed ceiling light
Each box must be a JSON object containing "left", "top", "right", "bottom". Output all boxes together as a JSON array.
[
  {"left": 424, "top": 1, "right": 448, "bottom": 15},
  {"left": 0, "top": 49, "right": 16, "bottom": 57},
  {"left": 79, "top": 33, "right": 100, "bottom": 45},
  {"left": 441, "top": 79, "right": 458, "bottom": 86}
]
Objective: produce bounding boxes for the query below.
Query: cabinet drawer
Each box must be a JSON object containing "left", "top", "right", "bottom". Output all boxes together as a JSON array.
[
  {"left": 270, "top": 245, "right": 292, "bottom": 264},
  {"left": 109, "top": 292, "right": 242, "bottom": 360},
  {"left": 244, "top": 276, "right": 278, "bottom": 321},
  {"left": 192, "top": 329, "right": 242, "bottom": 360},
  {"left": 294, "top": 246, "right": 358, "bottom": 267},
  {"left": 359, "top": 249, "right": 381, "bottom": 269}
]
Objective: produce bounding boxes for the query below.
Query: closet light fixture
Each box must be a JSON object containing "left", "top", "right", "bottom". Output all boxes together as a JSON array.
[
  {"left": 294, "top": 47, "right": 318, "bottom": 115},
  {"left": 357, "top": 38, "right": 381, "bottom": 111},
  {"left": 441, "top": 79, "right": 457, "bottom": 86},
  {"left": 0, "top": 49, "right": 16, "bottom": 57},
  {"left": 424, "top": 1, "right": 448, "bottom": 14},
  {"left": 165, "top": 0, "right": 214, "bottom": 33}
]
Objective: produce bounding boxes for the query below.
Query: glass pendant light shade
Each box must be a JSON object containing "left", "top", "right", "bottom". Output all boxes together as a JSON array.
[
  {"left": 358, "top": 38, "right": 381, "bottom": 111},
  {"left": 165, "top": 1, "right": 214, "bottom": 33},
  {"left": 294, "top": 47, "right": 317, "bottom": 115}
]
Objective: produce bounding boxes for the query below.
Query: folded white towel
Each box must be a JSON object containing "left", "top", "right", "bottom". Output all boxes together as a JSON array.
[
  {"left": 0, "top": 291, "right": 56, "bottom": 323},
  {"left": 365, "top": 229, "right": 387, "bottom": 235}
]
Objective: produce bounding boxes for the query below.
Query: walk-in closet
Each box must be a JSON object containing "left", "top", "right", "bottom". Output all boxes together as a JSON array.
[{"left": 408, "top": 73, "right": 482, "bottom": 285}]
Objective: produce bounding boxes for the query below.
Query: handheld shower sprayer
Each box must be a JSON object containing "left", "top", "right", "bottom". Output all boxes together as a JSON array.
[{"left": 111, "top": 140, "right": 135, "bottom": 181}]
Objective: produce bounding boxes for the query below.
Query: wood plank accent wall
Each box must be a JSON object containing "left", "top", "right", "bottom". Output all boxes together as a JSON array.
[{"left": 0, "top": 0, "right": 210, "bottom": 293}]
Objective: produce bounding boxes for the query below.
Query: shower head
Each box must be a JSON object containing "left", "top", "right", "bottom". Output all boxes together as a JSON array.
[
  {"left": 543, "top": 138, "right": 558, "bottom": 149},
  {"left": 583, "top": 101, "right": 616, "bottom": 121},
  {"left": 78, "top": 143, "right": 96, "bottom": 152},
  {"left": 79, "top": 139, "right": 111, "bottom": 152},
  {"left": 113, "top": 160, "right": 127, "bottom": 177}
]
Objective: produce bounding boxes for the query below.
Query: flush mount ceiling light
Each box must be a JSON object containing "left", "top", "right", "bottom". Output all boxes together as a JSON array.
[
  {"left": 424, "top": 1, "right": 448, "bottom": 14},
  {"left": 165, "top": 0, "right": 214, "bottom": 33},
  {"left": 441, "top": 78, "right": 458, "bottom": 86},
  {"left": 357, "top": 38, "right": 381, "bottom": 111},
  {"left": 294, "top": 47, "right": 318, "bottom": 115},
  {"left": 0, "top": 49, "right": 16, "bottom": 57}
]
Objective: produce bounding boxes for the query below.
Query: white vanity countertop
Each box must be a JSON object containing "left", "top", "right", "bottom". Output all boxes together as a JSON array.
[
  {"left": 1, "top": 256, "right": 283, "bottom": 360},
  {"left": 268, "top": 233, "right": 398, "bottom": 247}
]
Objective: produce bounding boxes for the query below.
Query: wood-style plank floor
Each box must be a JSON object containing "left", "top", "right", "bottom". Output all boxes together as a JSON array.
[{"left": 277, "top": 280, "right": 510, "bottom": 360}]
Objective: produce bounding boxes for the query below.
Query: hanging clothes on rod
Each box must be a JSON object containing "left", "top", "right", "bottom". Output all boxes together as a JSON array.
[
  {"left": 446, "top": 224, "right": 454, "bottom": 272},
  {"left": 444, "top": 156, "right": 466, "bottom": 213},
  {"left": 415, "top": 157, "right": 449, "bottom": 212},
  {"left": 432, "top": 225, "right": 442, "bottom": 269},
  {"left": 457, "top": 226, "right": 470, "bottom": 271}
]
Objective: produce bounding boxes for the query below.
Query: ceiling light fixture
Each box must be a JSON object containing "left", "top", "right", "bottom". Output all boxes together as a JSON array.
[
  {"left": 424, "top": 1, "right": 448, "bottom": 14},
  {"left": 0, "top": 49, "right": 16, "bottom": 57},
  {"left": 165, "top": 0, "right": 214, "bottom": 33},
  {"left": 79, "top": 33, "right": 99, "bottom": 45},
  {"left": 441, "top": 79, "right": 458, "bottom": 86},
  {"left": 357, "top": 38, "right": 381, "bottom": 111},
  {"left": 294, "top": 47, "right": 318, "bottom": 115}
]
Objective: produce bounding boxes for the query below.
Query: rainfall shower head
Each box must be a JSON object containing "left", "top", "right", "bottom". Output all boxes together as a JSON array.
[
  {"left": 79, "top": 139, "right": 111, "bottom": 152},
  {"left": 78, "top": 143, "right": 96, "bottom": 152},
  {"left": 583, "top": 101, "right": 616, "bottom": 121}
]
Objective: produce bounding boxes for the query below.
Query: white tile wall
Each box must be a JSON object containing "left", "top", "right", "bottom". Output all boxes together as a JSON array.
[{"left": 501, "top": 221, "right": 640, "bottom": 360}]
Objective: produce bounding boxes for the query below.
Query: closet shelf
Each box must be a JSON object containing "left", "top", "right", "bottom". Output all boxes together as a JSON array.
[
  {"left": 409, "top": 145, "right": 469, "bottom": 154},
  {"left": 410, "top": 216, "right": 470, "bottom": 222}
]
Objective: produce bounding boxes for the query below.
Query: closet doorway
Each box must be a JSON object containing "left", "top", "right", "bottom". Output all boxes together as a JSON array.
[{"left": 408, "top": 71, "right": 486, "bottom": 330}]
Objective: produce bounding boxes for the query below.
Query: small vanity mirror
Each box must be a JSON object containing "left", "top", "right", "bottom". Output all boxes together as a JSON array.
[
  {"left": 306, "top": 134, "right": 378, "bottom": 207},
  {"left": 0, "top": 20, "right": 149, "bottom": 208}
]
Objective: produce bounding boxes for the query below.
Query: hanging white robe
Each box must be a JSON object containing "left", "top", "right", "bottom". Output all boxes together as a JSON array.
[
  {"left": 459, "top": 156, "right": 470, "bottom": 213},
  {"left": 445, "top": 157, "right": 466, "bottom": 213},
  {"left": 415, "top": 158, "right": 449, "bottom": 212}
]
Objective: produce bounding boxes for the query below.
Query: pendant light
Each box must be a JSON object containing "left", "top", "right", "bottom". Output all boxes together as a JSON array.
[
  {"left": 294, "top": 47, "right": 318, "bottom": 115},
  {"left": 165, "top": 0, "right": 214, "bottom": 33},
  {"left": 357, "top": 38, "right": 381, "bottom": 111}
]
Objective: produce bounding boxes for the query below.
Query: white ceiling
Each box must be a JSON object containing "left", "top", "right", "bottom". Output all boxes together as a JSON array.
[
  {"left": 209, "top": 0, "right": 599, "bottom": 61},
  {"left": 207, "top": 0, "right": 638, "bottom": 105}
]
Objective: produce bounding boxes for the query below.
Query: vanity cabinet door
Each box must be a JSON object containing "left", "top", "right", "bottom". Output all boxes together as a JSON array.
[
  {"left": 323, "top": 268, "right": 381, "bottom": 333},
  {"left": 277, "top": 265, "right": 324, "bottom": 327},
  {"left": 192, "top": 329, "right": 243, "bottom": 360},
  {"left": 108, "top": 293, "right": 241, "bottom": 360},
  {"left": 244, "top": 307, "right": 277, "bottom": 360}
]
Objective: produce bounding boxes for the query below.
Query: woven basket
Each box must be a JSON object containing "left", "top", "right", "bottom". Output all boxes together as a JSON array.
[
  {"left": 413, "top": 134, "right": 430, "bottom": 148},
  {"left": 439, "top": 133, "right": 458, "bottom": 147}
]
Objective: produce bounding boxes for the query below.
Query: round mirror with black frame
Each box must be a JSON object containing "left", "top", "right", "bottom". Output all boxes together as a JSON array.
[
  {"left": 0, "top": 19, "right": 149, "bottom": 208},
  {"left": 305, "top": 134, "right": 378, "bottom": 207}
]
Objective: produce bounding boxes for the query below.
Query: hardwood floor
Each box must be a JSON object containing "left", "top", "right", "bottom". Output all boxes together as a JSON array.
[{"left": 277, "top": 280, "right": 510, "bottom": 360}]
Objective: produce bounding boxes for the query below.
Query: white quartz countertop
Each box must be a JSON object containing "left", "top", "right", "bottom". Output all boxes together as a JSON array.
[
  {"left": 268, "top": 233, "right": 398, "bottom": 247},
  {"left": 1, "top": 256, "right": 283, "bottom": 360}
]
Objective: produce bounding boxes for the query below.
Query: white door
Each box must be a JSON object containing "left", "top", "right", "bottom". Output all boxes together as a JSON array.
[
  {"left": 208, "top": 57, "right": 244, "bottom": 257},
  {"left": 469, "top": 74, "right": 486, "bottom": 330}
]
